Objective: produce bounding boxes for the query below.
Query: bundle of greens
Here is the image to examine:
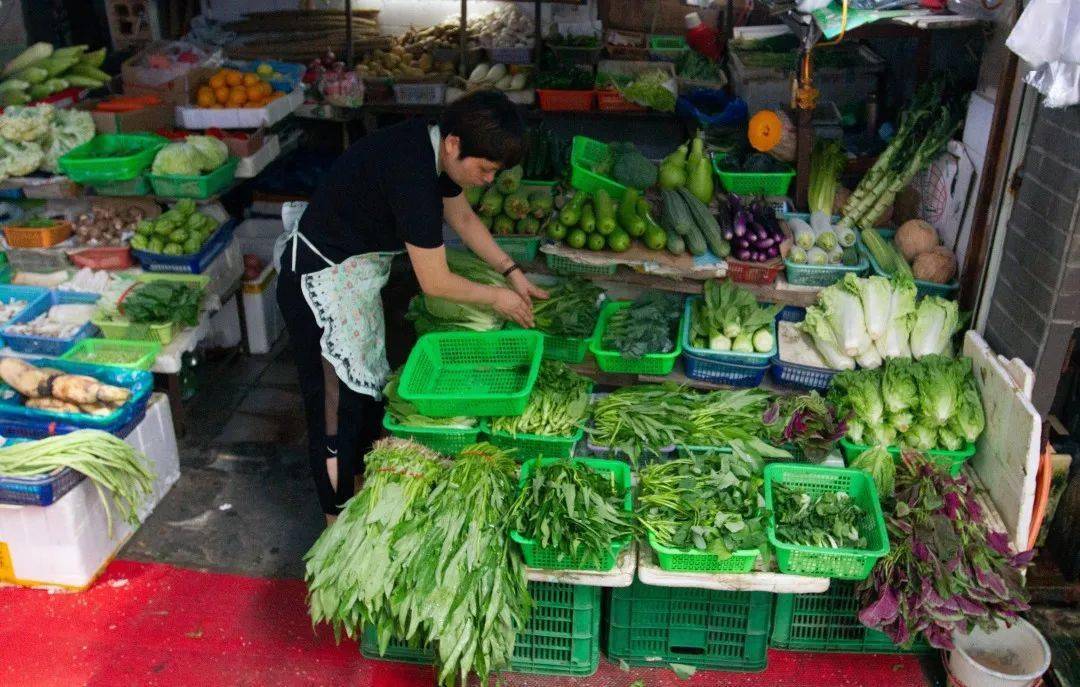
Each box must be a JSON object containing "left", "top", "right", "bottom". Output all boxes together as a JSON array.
[
  {"left": 808, "top": 139, "right": 847, "bottom": 216},
  {"left": 772, "top": 484, "right": 868, "bottom": 549},
  {"left": 531, "top": 278, "right": 603, "bottom": 338},
  {"left": 762, "top": 391, "right": 848, "bottom": 463},
  {"left": 406, "top": 250, "right": 506, "bottom": 334},
  {"left": 689, "top": 279, "right": 780, "bottom": 353},
  {"left": 487, "top": 361, "right": 590, "bottom": 438},
  {"left": 304, "top": 439, "right": 444, "bottom": 644},
  {"left": 685, "top": 388, "right": 792, "bottom": 463},
  {"left": 638, "top": 452, "right": 768, "bottom": 559},
  {"left": 390, "top": 443, "right": 530, "bottom": 685},
  {"left": 828, "top": 355, "right": 985, "bottom": 450},
  {"left": 534, "top": 52, "right": 594, "bottom": 90},
  {"left": 601, "top": 293, "right": 682, "bottom": 358},
  {"left": 509, "top": 458, "right": 633, "bottom": 567},
  {"left": 675, "top": 50, "right": 724, "bottom": 83},
  {"left": 589, "top": 384, "right": 695, "bottom": 460},
  {"left": 118, "top": 280, "right": 203, "bottom": 327},
  {"left": 383, "top": 371, "right": 477, "bottom": 429},
  {"left": 849, "top": 445, "right": 895, "bottom": 497},
  {"left": 857, "top": 451, "right": 1034, "bottom": 649}
]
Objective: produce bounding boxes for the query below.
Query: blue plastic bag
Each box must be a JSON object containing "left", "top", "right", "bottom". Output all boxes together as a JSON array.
[{"left": 676, "top": 89, "right": 749, "bottom": 128}]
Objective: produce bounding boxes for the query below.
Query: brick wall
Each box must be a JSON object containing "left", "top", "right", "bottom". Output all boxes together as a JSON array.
[{"left": 984, "top": 104, "right": 1080, "bottom": 413}]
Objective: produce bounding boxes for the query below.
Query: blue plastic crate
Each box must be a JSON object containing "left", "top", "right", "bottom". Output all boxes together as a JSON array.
[
  {"left": 0, "top": 285, "right": 50, "bottom": 330},
  {"left": 770, "top": 307, "right": 839, "bottom": 392},
  {"left": 681, "top": 297, "right": 777, "bottom": 365},
  {"left": 1, "top": 291, "right": 100, "bottom": 356},
  {"left": 232, "top": 59, "right": 305, "bottom": 93},
  {"left": 0, "top": 466, "right": 84, "bottom": 505},
  {"left": 683, "top": 352, "right": 769, "bottom": 387},
  {"left": 131, "top": 219, "right": 236, "bottom": 274},
  {"left": 0, "top": 358, "right": 152, "bottom": 438}
]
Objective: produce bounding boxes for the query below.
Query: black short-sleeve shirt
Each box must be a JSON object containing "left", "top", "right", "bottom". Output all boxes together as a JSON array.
[{"left": 295, "top": 119, "right": 462, "bottom": 271}]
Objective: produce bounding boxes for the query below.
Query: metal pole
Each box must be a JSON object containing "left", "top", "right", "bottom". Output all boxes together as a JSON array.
[
  {"left": 345, "top": 0, "right": 353, "bottom": 68},
  {"left": 460, "top": 0, "right": 468, "bottom": 77},
  {"left": 534, "top": 0, "right": 542, "bottom": 67}
]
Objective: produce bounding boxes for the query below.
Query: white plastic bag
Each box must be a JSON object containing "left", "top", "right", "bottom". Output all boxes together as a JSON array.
[{"left": 1006, "top": 0, "right": 1080, "bottom": 106}]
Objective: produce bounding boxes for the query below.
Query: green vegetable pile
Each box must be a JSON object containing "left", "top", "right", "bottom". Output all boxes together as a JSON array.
[
  {"left": 383, "top": 370, "right": 477, "bottom": 429},
  {"left": 638, "top": 452, "right": 768, "bottom": 559},
  {"left": 772, "top": 484, "right": 868, "bottom": 550},
  {"left": 690, "top": 279, "right": 779, "bottom": 354},
  {"left": 129, "top": 199, "right": 220, "bottom": 256},
  {"left": 118, "top": 280, "right": 204, "bottom": 327},
  {"left": 675, "top": 50, "right": 724, "bottom": 83},
  {"left": 521, "top": 124, "right": 566, "bottom": 181},
  {"left": 828, "top": 355, "right": 985, "bottom": 450},
  {"left": 465, "top": 165, "right": 553, "bottom": 236},
  {"left": 685, "top": 388, "right": 793, "bottom": 462},
  {"left": 534, "top": 52, "right": 593, "bottom": 90},
  {"left": 150, "top": 134, "right": 230, "bottom": 177},
  {"left": 599, "top": 68, "right": 675, "bottom": 112},
  {"left": 601, "top": 292, "right": 682, "bottom": 358},
  {"left": 406, "top": 250, "right": 506, "bottom": 334},
  {"left": 608, "top": 141, "right": 657, "bottom": 191},
  {"left": 547, "top": 186, "right": 665, "bottom": 255},
  {"left": 0, "top": 43, "right": 110, "bottom": 107},
  {"left": 487, "top": 361, "right": 590, "bottom": 438},
  {"left": 509, "top": 458, "right": 633, "bottom": 568},
  {"left": 531, "top": 278, "right": 603, "bottom": 338}
]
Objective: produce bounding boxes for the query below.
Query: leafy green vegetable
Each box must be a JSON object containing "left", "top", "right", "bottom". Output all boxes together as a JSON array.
[
  {"left": 690, "top": 279, "right": 779, "bottom": 352},
  {"left": 772, "top": 484, "right": 868, "bottom": 550},
  {"left": 590, "top": 384, "right": 695, "bottom": 461},
  {"left": 808, "top": 139, "right": 846, "bottom": 216},
  {"left": 383, "top": 371, "right": 476, "bottom": 429},
  {"left": 849, "top": 445, "right": 895, "bottom": 497},
  {"left": 120, "top": 280, "right": 203, "bottom": 326},
  {"left": 762, "top": 391, "right": 847, "bottom": 463},
  {"left": 685, "top": 388, "right": 792, "bottom": 463},
  {"left": 909, "top": 295, "right": 961, "bottom": 359},
  {"left": 601, "top": 293, "right": 682, "bottom": 358},
  {"left": 675, "top": 50, "right": 723, "bottom": 82},
  {"left": 487, "top": 361, "right": 590, "bottom": 438},
  {"left": 531, "top": 278, "right": 603, "bottom": 338},
  {"left": 406, "top": 250, "right": 506, "bottom": 334},
  {"left": 509, "top": 458, "right": 633, "bottom": 567},
  {"left": 618, "top": 69, "right": 676, "bottom": 112}
]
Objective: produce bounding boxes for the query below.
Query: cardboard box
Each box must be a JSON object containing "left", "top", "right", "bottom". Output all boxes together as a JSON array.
[
  {"left": 598, "top": 0, "right": 719, "bottom": 35},
  {"left": 78, "top": 98, "right": 173, "bottom": 134},
  {"left": 217, "top": 127, "right": 266, "bottom": 158},
  {"left": 121, "top": 40, "right": 214, "bottom": 106}
]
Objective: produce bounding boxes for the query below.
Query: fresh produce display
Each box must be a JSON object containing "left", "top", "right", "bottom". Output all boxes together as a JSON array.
[
  {"left": 849, "top": 445, "right": 895, "bottom": 497},
  {"left": 111, "top": 280, "right": 204, "bottom": 327},
  {"left": 601, "top": 292, "right": 682, "bottom": 357},
  {"left": 827, "top": 356, "right": 985, "bottom": 450},
  {"left": 597, "top": 67, "right": 676, "bottom": 112},
  {"left": 638, "top": 452, "right": 768, "bottom": 558},
  {"left": 675, "top": 50, "right": 725, "bottom": 83},
  {"left": 195, "top": 67, "right": 283, "bottom": 109},
  {"left": 549, "top": 188, "right": 660, "bottom": 254},
  {"left": 857, "top": 451, "right": 1034, "bottom": 649},
  {"left": 721, "top": 195, "right": 785, "bottom": 264},
  {"left": 150, "top": 135, "right": 230, "bottom": 177},
  {"left": 531, "top": 278, "right": 603, "bottom": 338},
  {"left": 862, "top": 220, "right": 958, "bottom": 284},
  {"left": 0, "top": 429, "right": 152, "bottom": 535},
  {"left": 683, "top": 388, "right": 793, "bottom": 461},
  {"left": 787, "top": 211, "right": 859, "bottom": 267},
  {"left": 354, "top": 45, "right": 452, "bottom": 80},
  {"left": 383, "top": 370, "right": 477, "bottom": 429},
  {"left": 604, "top": 141, "right": 657, "bottom": 191},
  {"left": 762, "top": 391, "right": 848, "bottom": 462},
  {"left": 0, "top": 104, "right": 94, "bottom": 178},
  {"left": 660, "top": 188, "right": 729, "bottom": 257},
  {"left": 837, "top": 83, "right": 960, "bottom": 233},
  {"left": 487, "top": 361, "right": 590, "bottom": 438},
  {"left": 545, "top": 29, "right": 600, "bottom": 49},
  {"left": 689, "top": 279, "right": 779, "bottom": 353},
  {"left": 799, "top": 274, "right": 961, "bottom": 370},
  {"left": 0, "top": 298, "right": 30, "bottom": 324},
  {"left": 129, "top": 200, "right": 220, "bottom": 256},
  {"left": 57, "top": 268, "right": 121, "bottom": 296},
  {"left": 509, "top": 457, "right": 633, "bottom": 567},
  {"left": 808, "top": 139, "right": 847, "bottom": 216},
  {"left": 465, "top": 63, "right": 529, "bottom": 91},
  {"left": 520, "top": 124, "right": 566, "bottom": 181},
  {"left": 715, "top": 151, "right": 790, "bottom": 173},
  {"left": 73, "top": 202, "right": 152, "bottom": 247},
  {"left": 0, "top": 43, "right": 111, "bottom": 106},
  {"left": 465, "top": 166, "right": 552, "bottom": 236},
  {"left": 0, "top": 357, "right": 132, "bottom": 416},
  {"left": 771, "top": 483, "right": 869, "bottom": 549},
  {"left": 5, "top": 302, "right": 95, "bottom": 339},
  {"left": 590, "top": 384, "right": 693, "bottom": 458},
  {"left": 406, "top": 250, "right": 507, "bottom": 333},
  {"left": 658, "top": 135, "right": 713, "bottom": 204},
  {"left": 534, "top": 52, "right": 594, "bottom": 90}
]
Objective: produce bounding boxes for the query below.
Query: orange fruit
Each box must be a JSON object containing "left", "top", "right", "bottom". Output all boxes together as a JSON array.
[
  {"left": 209, "top": 72, "right": 226, "bottom": 89},
  {"left": 258, "top": 82, "right": 273, "bottom": 98},
  {"left": 214, "top": 86, "right": 230, "bottom": 104},
  {"left": 242, "top": 72, "right": 260, "bottom": 87},
  {"left": 227, "top": 89, "right": 247, "bottom": 107},
  {"left": 225, "top": 70, "right": 243, "bottom": 87},
  {"left": 245, "top": 84, "right": 262, "bottom": 101},
  {"left": 196, "top": 87, "right": 215, "bottom": 108}
]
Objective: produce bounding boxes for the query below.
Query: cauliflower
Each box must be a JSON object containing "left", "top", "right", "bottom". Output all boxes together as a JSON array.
[
  {"left": 151, "top": 142, "right": 204, "bottom": 176},
  {"left": 42, "top": 109, "right": 95, "bottom": 173},
  {"left": 0, "top": 140, "right": 46, "bottom": 178},
  {"left": 0, "top": 104, "right": 55, "bottom": 143},
  {"left": 184, "top": 135, "right": 229, "bottom": 171}
]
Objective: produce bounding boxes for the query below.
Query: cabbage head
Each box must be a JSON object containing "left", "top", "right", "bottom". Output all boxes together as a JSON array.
[
  {"left": 185, "top": 135, "right": 229, "bottom": 171},
  {"left": 151, "top": 142, "right": 204, "bottom": 176}
]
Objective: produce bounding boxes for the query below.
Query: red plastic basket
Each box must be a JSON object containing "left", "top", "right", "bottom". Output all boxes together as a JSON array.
[
  {"left": 726, "top": 259, "right": 783, "bottom": 285},
  {"left": 68, "top": 246, "right": 134, "bottom": 270},
  {"left": 537, "top": 89, "right": 595, "bottom": 112},
  {"left": 596, "top": 88, "right": 645, "bottom": 112}
]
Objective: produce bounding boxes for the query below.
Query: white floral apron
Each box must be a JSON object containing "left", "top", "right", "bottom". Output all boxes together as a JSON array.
[{"left": 273, "top": 201, "right": 399, "bottom": 399}]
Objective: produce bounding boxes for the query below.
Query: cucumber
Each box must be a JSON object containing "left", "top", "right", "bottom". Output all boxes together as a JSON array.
[
  {"left": 636, "top": 197, "right": 651, "bottom": 217},
  {"left": 665, "top": 229, "right": 685, "bottom": 255},
  {"left": 660, "top": 190, "right": 694, "bottom": 238},
  {"left": 677, "top": 188, "right": 726, "bottom": 258},
  {"left": 594, "top": 189, "right": 617, "bottom": 235}
]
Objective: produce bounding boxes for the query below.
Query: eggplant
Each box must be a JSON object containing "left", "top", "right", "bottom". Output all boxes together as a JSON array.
[
  {"left": 723, "top": 229, "right": 734, "bottom": 241},
  {"left": 735, "top": 248, "right": 751, "bottom": 261},
  {"left": 755, "top": 237, "right": 775, "bottom": 249},
  {"left": 766, "top": 245, "right": 780, "bottom": 258},
  {"left": 733, "top": 212, "right": 747, "bottom": 237}
]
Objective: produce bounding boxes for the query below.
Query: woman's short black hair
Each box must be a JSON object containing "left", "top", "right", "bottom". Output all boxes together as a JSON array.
[{"left": 439, "top": 90, "right": 525, "bottom": 168}]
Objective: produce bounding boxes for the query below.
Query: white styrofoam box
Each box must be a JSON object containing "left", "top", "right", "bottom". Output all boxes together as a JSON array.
[
  {"left": 235, "top": 217, "right": 284, "bottom": 265},
  {"left": 0, "top": 393, "right": 179, "bottom": 590},
  {"left": 175, "top": 86, "right": 303, "bottom": 129},
  {"left": 200, "top": 235, "right": 244, "bottom": 312},
  {"left": 150, "top": 309, "right": 210, "bottom": 375},
  {"left": 235, "top": 135, "right": 280, "bottom": 179},
  {"left": 205, "top": 294, "right": 242, "bottom": 350},
  {"left": 911, "top": 139, "right": 979, "bottom": 271},
  {"left": 243, "top": 266, "right": 283, "bottom": 355}
]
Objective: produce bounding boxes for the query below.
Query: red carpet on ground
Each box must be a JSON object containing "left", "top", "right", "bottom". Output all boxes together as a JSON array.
[{"left": 0, "top": 560, "right": 928, "bottom": 687}]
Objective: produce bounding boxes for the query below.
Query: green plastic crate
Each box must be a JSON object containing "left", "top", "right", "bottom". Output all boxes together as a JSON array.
[
  {"left": 568, "top": 136, "right": 628, "bottom": 199},
  {"left": 838, "top": 437, "right": 974, "bottom": 477},
  {"left": 510, "top": 457, "right": 631, "bottom": 571},
  {"left": 504, "top": 321, "right": 596, "bottom": 364},
  {"left": 607, "top": 580, "right": 773, "bottom": 671},
  {"left": 649, "top": 532, "right": 762, "bottom": 573},
  {"left": 771, "top": 581, "right": 934, "bottom": 654},
  {"left": 712, "top": 154, "right": 795, "bottom": 196},
  {"left": 764, "top": 464, "right": 889, "bottom": 581},
  {"left": 648, "top": 34, "right": 689, "bottom": 61},
  {"left": 91, "top": 175, "right": 151, "bottom": 196},
  {"left": 494, "top": 235, "right": 541, "bottom": 263},
  {"left": 483, "top": 423, "right": 584, "bottom": 461},
  {"left": 589, "top": 300, "right": 683, "bottom": 375},
  {"left": 58, "top": 133, "right": 168, "bottom": 183},
  {"left": 360, "top": 582, "right": 602, "bottom": 677},
  {"left": 60, "top": 338, "right": 161, "bottom": 370},
  {"left": 381, "top": 413, "right": 481, "bottom": 455},
  {"left": 148, "top": 157, "right": 239, "bottom": 199},
  {"left": 545, "top": 252, "right": 618, "bottom": 277},
  {"left": 397, "top": 330, "right": 544, "bottom": 418},
  {"left": 860, "top": 227, "right": 960, "bottom": 299}
]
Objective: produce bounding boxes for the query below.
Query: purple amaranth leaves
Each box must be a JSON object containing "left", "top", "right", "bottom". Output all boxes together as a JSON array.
[
  {"left": 986, "top": 530, "right": 1011, "bottom": 556},
  {"left": 858, "top": 587, "right": 900, "bottom": 627}
]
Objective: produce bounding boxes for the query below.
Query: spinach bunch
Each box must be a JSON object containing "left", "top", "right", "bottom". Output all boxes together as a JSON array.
[
  {"left": 121, "top": 281, "right": 203, "bottom": 326},
  {"left": 638, "top": 452, "right": 769, "bottom": 559},
  {"left": 772, "top": 484, "right": 868, "bottom": 549},
  {"left": 532, "top": 278, "right": 603, "bottom": 338},
  {"left": 602, "top": 292, "right": 682, "bottom": 358}
]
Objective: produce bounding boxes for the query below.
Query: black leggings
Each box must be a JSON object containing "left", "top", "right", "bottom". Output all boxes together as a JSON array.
[{"left": 276, "top": 252, "right": 418, "bottom": 515}]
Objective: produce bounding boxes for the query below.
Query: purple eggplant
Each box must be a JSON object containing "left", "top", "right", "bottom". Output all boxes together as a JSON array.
[
  {"left": 755, "top": 237, "right": 775, "bottom": 249},
  {"left": 766, "top": 245, "right": 780, "bottom": 258},
  {"left": 733, "top": 212, "right": 747, "bottom": 237},
  {"left": 735, "top": 248, "right": 752, "bottom": 261}
]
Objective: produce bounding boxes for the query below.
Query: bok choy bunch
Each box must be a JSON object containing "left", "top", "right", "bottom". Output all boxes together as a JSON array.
[{"left": 406, "top": 250, "right": 507, "bottom": 334}]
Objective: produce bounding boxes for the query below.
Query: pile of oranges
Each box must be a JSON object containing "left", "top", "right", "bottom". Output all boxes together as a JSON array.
[{"left": 195, "top": 68, "right": 284, "bottom": 109}]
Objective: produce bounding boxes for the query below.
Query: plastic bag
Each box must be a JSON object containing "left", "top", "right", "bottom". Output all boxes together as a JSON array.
[{"left": 1006, "top": 0, "right": 1080, "bottom": 106}]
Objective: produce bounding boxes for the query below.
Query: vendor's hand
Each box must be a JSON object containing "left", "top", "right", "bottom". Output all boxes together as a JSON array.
[
  {"left": 493, "top": 288, "right": 534, "bottom": 328},
  {"left": 507, "top": 270, "right": 549, "bottom": 307}
]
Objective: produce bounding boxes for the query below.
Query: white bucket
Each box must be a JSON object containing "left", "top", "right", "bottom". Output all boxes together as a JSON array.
[{"left": 948, "top": 618, "right": 1051, "bottom": 687}]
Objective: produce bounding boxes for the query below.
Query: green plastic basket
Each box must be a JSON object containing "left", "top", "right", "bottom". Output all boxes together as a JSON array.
[
  {"left": 764, "top": 464, "right": 889, "bottom": 581},
  {"left": 568, "top": 136, "right": 628, "bottom": 199},
  {"left": 712, "top": 154, "right": 795, "bottom": 196},
  {"left": 91, "top": 317, "right": 178, "bottom": 344},
  {"left": 397, "top": 330, "right": 544, "bottom": 418},
  {"left": 381, "top": 413, "right": 481, "bottom": 455},
  {"left": 148, "top": 157, "right": 239, "bottom": 199},
  {"left": 483, "top": 422, "right": 584, "bottom": 461},
  {"left": 649, "top": 533, "right": 762, "bottom": 573},
  {"left": 58, "top": 133, "right": 168, "bottom": 184},
  {"left": 771, "top": 580, "right": 934, "bottom": 654},
  {"left": 545, "top": 251, "right": 618, "bottom": 277},
  {"left": 838, "top": 437, "right": 974, "bottom": 477},
  {"left": 589, "top": 300, "right": 683, "bottom": 375},
  {"left": 60, "top": 338, "right": 161, "bottom": 370},
  {"left": 510, "top": 457, "right": 631, "bottom": 571},
  {"left": 607, "top": 580, "right": 773, "bottom": 671},
  {"left": 361, "top": 582, "right": 602, "bottom": 677},
  {"left": 504, "top": 321, "right": 597, "bottom": 364},
  {"left": 781, "top": 214, "right": 870, "bottom": 287},
  {"left": 91, "top": 175, "right": 151, "bottom": 197},
  {"left": 860, "top": 227, "right": 960, "bottom": 299},
  {"left": 493, "top": 235, "right": 541, "bottom": 263},
  {"left": 648, "top": 34, "right": 689, "bottom": 60},
  {"left": 0, "top": 263, "right": 11, "bottom": 284}
]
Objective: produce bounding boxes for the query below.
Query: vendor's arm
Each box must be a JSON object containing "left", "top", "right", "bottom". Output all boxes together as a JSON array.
[
  {"left": 406, "top": 242, "right": 534, "bottom": 328},
  {"left": 443, "top": 193, "right": 548, "bottom": 305}
]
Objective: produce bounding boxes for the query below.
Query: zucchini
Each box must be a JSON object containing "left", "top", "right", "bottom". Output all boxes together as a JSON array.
[
  {"left": 559, "top": 190, "right": 588, "bottom": 226},
  {"left": 677, "top": 188, "right": 726, "bottom": 258},
  {"left": 618, "top": 188, "right": 645, "bottom": 236},
  {"left": 593, "top": 189, "right": 617, "bottom": 235},
  {"left": 580, "top": 202, "right": 596, "bottom": 233}
]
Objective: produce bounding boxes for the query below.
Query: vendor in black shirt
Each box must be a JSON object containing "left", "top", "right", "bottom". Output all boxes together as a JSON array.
[{"left": 275, "top": 91, "right": 546, "bottom": 522}]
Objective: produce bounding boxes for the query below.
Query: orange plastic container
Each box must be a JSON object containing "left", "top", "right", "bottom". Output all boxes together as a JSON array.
[
  {"left": 596, "top": 88, "right": 645, "bottom": 112},
  {"left": 3, "top": 221, "right": 73, "bottom": 248}
]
